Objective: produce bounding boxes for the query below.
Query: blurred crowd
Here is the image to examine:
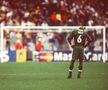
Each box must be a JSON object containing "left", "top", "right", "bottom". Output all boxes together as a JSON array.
[
  {"left": 0, "top": 0, "right": 108, "bottom": 26},
  {"left": 4, "top": 30, "right": 68, "bottom": 51},
  {"left": 4, "top": 29, "right": 108, "bottom": 52},
  {"left": 0, "top": 0, "right": 108, "bottom": 52}
]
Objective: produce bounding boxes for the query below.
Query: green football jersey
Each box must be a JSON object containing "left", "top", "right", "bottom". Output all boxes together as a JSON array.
[{"left": 67, "top": 29, "right": 92, "bottom": 48}]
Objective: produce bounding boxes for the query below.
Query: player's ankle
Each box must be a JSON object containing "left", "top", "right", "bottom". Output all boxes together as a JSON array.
[
  {"left": 77, "top": 73, "right": 81, "bottom": 79},
  {"left": 77, "top": 70, "right": 82, "bottom": 79},
  {"left": 68, "top": 70, "right": 72, "bottom": 79}
]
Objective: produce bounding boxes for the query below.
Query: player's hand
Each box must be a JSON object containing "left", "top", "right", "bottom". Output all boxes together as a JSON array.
[
  {"left": 71, "top": 45, "right": 75, "bottom": 48},
  {"left": 84, "top": 45, "right": 86, "bottom": 48}
]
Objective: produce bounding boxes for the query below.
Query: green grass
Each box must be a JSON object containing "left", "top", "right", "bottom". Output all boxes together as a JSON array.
[{"left": 0, "top": 62, "right": 108, "bottom": 90}]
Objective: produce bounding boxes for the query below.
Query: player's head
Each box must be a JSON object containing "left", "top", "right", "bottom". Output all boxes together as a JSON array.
[{"left": 79, "top": 26, "right": 86, "bottom": 30}]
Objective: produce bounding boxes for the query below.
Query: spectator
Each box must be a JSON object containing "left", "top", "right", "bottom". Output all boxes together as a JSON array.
[
  {"left": 36, "top": 37, "right": 43, "bottom": 51},
  {"left": 0, "top": 0, "right": 107, "bottom": 26}
]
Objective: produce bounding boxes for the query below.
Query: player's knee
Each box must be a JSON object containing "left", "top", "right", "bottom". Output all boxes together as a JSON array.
[
  {"left": 78, "top": 64, "right": 83, "bottom": 70},
  {"left": 71, "top": 59, "right": 75, "bottom": 63},
  {"left": 69, "top": 60, "right": 75, "bottom": 69}
]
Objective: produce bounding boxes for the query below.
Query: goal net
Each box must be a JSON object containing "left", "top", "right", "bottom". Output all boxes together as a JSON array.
[{"left": 0, "top": 26, "right": 107, "bottom": 63}]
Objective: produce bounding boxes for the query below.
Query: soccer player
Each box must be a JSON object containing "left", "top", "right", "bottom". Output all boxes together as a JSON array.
[{"left": 67, "top": 26, "right": 92, "bottom": 79}]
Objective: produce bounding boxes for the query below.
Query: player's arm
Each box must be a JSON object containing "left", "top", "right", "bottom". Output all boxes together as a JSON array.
[
  {"left": 67, "top": 31, "right": 74, "bottom": 48},
  {"left": 84, "top": 33, "right": 92, "bottom": 47}
]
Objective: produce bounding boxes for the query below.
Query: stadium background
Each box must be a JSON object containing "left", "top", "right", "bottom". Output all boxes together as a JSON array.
[
  {"left": 0, "top": 0, "right": 108, "bottom": 90},
  {"left": 0, "top": 0, "right": 108, "bottom": 63}
]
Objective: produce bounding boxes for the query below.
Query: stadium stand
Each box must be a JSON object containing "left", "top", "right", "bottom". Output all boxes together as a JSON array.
[
  {"left": 0, "top": 0, "right": 108, "bottom": 52},
  {"left": 0, "top": 0, "right": 108, "bottom": 26}
]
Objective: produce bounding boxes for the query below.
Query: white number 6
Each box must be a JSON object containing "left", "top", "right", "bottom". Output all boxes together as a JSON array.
[{"left": 77, "top": 35, "right": 82, "bottom": 43}]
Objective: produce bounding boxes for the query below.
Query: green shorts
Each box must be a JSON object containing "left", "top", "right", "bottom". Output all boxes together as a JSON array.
[{"left": 72, "top": 46, "right": 84, "bottom": 60}]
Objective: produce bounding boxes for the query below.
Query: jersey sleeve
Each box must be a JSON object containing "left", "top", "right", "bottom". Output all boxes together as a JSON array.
[
  {"left": 86, "top": 33, "right": 92, "bottom": 42},
  {"left": 67, "top": 31, "right": 75, "bottom": 45},
  {"left": 84, "top": 33, "right": 92, "bottom": 47}
]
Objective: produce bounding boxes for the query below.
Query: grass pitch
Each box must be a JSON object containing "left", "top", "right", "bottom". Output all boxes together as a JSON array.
[{"left": 0, "top": 62, "right": 108, "bottom": 90}]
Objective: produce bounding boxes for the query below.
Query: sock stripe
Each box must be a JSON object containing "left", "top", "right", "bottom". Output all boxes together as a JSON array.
[
  {"left": 69, "top": 70, "right": 72, "bottom": 72},
  {"left": 78, "top": 70, "right": 82, "bottom": 72}
]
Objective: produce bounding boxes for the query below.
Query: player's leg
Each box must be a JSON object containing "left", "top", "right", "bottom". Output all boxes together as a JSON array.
[
  {"left": 68, "top": 48, "right": 77, "bottom": 79},
  {"left": 77, "top": 59, "right": 83, "bottom": 79},
  {"left": 68, "top": 59, "right": 75, "bottom": 79},
  {"left": 77, "top": 48, "right": 84, "bottom": 79}
]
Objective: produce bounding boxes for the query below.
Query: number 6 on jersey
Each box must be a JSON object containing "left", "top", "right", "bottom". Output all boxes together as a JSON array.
[{"left": 77, "top": 35, "right": 82, "bottom": 43}]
